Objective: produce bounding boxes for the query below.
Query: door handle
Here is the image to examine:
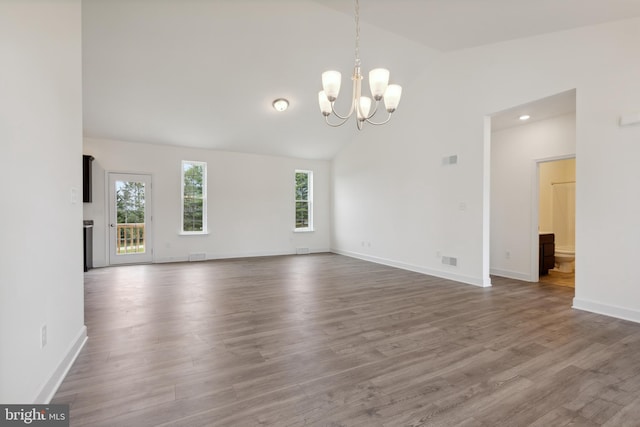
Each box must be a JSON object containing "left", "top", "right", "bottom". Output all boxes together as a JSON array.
[{"left": 110, "top": 224, "right": 115, "bottom": 228}]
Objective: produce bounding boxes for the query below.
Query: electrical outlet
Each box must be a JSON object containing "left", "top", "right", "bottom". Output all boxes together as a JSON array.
[{"left": 41, "top": 324, "right": 47, "bottom": 349}]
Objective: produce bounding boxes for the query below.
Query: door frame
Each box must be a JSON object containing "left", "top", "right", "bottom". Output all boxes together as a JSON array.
[
  {"left": 530, "top": 155, "right": 576, "bottom": 282},
  {"left": 107, "top": 172, "right": 154, "bottom": 265}
]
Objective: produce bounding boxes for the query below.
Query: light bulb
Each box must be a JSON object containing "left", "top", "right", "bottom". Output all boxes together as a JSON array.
[
  {"left": 384, "top": 84, "right": 402, "bottom": 112},
  {"left": 357, "top": 96, "right": 372, "bottom": 120},
  {"left": 321, "top": 71, "right": 341, "bottom": 102},
  {"left": 369, "top": 68, "right": 390, "bottom": 100},
  {"left": 318, "top": 91, "right": 332, "bottom": 116}
]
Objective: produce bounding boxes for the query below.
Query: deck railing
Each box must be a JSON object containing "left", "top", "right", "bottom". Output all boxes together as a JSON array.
[{"left": 117, "top": 223, "right": 145, "bottom": 254}]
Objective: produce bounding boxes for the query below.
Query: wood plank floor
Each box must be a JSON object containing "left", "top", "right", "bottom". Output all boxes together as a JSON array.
[
  {"left": 53, "top": 254, "right": 640, "bottom": 426},
  {"left": 539, "top": 270, "right": 575, "bottom": 288}
]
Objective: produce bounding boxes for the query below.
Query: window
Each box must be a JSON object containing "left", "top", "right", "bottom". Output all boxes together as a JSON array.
[
  {"left": 181, "top": 160, "right": 207, "bottom": 234},
  {"left": 295, "top": 170, "right": 313, "bottom": 231}
]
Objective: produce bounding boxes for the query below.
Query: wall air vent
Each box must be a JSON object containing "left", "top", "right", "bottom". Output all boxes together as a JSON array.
[
  {"left": 442, "top": 155, "right": 458, "bottom": 166},
  {"left": 442, "top": 256, "right": 458, "bottom": 267},
  {"left": 188, "top": 253, "right": 206, "bottom": 262}
]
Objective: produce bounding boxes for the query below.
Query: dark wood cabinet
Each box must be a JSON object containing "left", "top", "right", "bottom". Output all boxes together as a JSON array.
[
  {"left": 539, "top": 233, "right": 555, "bottom": 276},
  {"left": 83, "top": 220, "right": 93, "bottom": 272},
  {"left": 83, "top": 155, "right": 94, "bottom": 203}
]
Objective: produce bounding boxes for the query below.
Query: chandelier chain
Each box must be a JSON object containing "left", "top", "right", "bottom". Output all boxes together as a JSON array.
[{"left": 354, "top": 0, "right": 361, "bottom": 66}]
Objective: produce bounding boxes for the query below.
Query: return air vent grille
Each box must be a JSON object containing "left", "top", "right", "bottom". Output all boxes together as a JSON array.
[
  {"left": 188, "top": 253, "right": 206, "bottom": 262},
  {"left": 442, "top": 256, "right": 458, "bottom": 267},
  {"left": 442, "top": 155, "right": 458, "bottom": 166}
]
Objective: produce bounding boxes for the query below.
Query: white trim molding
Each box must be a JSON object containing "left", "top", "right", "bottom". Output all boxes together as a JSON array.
[
  {"left": 36, "top": 325, "right": 87, "bottom": 404},
  {"left": 490, "top": 268, "right": 532, "bottom": 282},
  {"left": 154, "top": 249, "right": 332, "bottom": 264},
  {"left": 573, "top": 298, "right": 640, "bottom": 324},
  {"left": 333, "top": 249, "right": 491, "bottom": 288}
]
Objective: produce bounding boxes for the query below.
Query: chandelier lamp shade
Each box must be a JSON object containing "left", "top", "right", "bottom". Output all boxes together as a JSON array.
[{"left": 318, "top": 0, "right": 402, "bottom": 130}]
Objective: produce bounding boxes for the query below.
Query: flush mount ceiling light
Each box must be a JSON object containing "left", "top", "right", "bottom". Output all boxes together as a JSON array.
[
  {"left": 272, "top": 98, "right": 289, "bottom": 112},
  {"left": 519, "top": 114, "right": 531, "bottom": 121},
  {"left": 318, "top": 0, "right": 402, "bottom": 130}
]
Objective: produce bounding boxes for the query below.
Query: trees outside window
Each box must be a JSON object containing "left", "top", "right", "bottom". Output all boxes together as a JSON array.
[
  {"left": 116, "top": 181, "right": 145, "bottom": 224},
  {"left": 295, "top": 170, "right": 313, "bottom": 231},
  {"left": 182, "top": 161, "right": 207, "bottom": 233},
  {"left": 115, "top": 180, "right": 146, "bottom": 253}
]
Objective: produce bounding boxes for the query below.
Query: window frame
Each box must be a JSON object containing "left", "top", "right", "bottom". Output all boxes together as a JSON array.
[
  {"left": 294, "top": 169, "right": 314, "bottom": 232},
  {"left": 180, "top": 160, "right": 208, "bottom": 235}
]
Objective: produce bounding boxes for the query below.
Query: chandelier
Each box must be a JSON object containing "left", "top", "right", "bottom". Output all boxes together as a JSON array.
[{"left": 318, "top": 0, "right": 402, "bottom": 130}]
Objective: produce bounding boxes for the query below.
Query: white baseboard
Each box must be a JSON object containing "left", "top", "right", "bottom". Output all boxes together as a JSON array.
[
  {"left": 332, "top": 249, "right": 491, "bottom": 288},
  {"left": 36, "top": 325, "right": 87, "bottom": 404},
  {"left": 154, "top": 248, "right": 332, "bottom": 264},
  {"left": 573, "top": 298, "right": 640, "bottom": 324},
  {"left": 154, "top": 255, "right": 189, "bottom": 264},
  {"left": 490, "top": 268, "right": 533, "bottom": 282}
]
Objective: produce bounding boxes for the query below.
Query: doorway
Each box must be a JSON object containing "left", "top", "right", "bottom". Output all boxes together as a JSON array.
[
  {"left": 487, "top": 89, "right": 576, "bottom": 288},
  {"left": 108, "top": 173, "right": 153, "bottom": 265},
  {"left": 537, "top": 158, "right": 575, "bottom": 288}
]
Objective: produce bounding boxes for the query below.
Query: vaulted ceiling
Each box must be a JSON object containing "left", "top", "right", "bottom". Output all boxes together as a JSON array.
[{"left": 82, "top": 0, "right": 640, "bottom": 159}]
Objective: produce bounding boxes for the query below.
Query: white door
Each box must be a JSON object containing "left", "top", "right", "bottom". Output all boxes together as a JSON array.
[{"left": 108, "top": 173, "right": 153, "bottom": 265}]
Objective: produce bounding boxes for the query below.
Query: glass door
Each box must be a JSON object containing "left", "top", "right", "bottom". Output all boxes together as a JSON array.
[{"left": 108, "top": 173, "right": 153, "bottom": 265}]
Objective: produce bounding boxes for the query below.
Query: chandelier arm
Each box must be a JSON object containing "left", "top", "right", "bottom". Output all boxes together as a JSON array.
[
  {"left": 330, "top": 101, "right": 355, "bottom": 120},
  {"left": 330, "top": 78, "right": 357, "bottom": 120},
  {"left": 325, "top": 115, "right": 350, "bottom": 127},
  {"left": 364, "top": 112, "right": 394, "bottom": 126},
  {"left": 364, "top": 100, "right": 381, "bottom": 120}
]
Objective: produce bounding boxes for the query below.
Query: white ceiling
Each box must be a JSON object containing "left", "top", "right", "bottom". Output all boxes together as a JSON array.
[
  {"left": 491, "top": 90, "right": 576, "bottom": 132},
  {"left": 82, "top": 0, "right": 640, "bottom": 160},
  {"left": 315, "top": 0, "right": 640, "bottom": 52}
]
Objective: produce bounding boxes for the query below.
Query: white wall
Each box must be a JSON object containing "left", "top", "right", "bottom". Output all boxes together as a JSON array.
[
  {"left": 491, "top": 115, "right": 576, "bottom": 281},
  {"left": 83, "top": 138, "right": 331, "bottom": 266},
  {"left": 332, "top": 17, "right": 640, "bottom": 321},
  {"left": 332, "top": 80, "right": 490, "bottom": 285},
  {"left": 0, "top": 1, "right": 86, "bottom": 403}
]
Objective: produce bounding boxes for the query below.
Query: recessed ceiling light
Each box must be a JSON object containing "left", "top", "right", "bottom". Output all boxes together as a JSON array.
[
  {"left": 272, "top": 98, "right": 289, "bottom": 112},
  {"left": 519, "top": 114, "right": 531, "bottom": 121}
]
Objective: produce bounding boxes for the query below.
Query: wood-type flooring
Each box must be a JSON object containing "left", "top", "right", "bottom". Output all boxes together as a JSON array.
[
  {"left": 538, "top": 270, "right": 575, "bottom": 288},
  {"left": 52, "top": 254, "right": 640, "bottom": 426}
]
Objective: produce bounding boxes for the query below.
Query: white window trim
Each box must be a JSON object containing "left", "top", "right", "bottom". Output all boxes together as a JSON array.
[
  {"left": 180, "top": 160, "right": 208, "bottom": 235},
  {"left": 179, "top": 231, "right": 211, "bottom": 236},
  {"left": 293, "top": 227, "right": 314, "bottom": 233},
  {"left": 294, "top": 169, "right": 314, "bottom": 232}
]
